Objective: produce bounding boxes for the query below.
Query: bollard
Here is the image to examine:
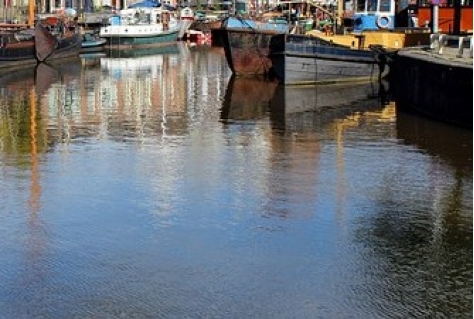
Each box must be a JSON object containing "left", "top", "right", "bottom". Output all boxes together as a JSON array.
[
  {"left": 430, "top": 33, "right": 439, "bottom": 50},
  {"left": 438, "top": 34, "right": 446, "bottom": 54},
  {"left": 470, "top": 37, "right": 473, "bottom": 58},
  {"left": 457, "top": 37, "right": 464, "bottom": 57}
]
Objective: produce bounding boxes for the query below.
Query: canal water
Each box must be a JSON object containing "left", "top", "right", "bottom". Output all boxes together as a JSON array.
[{"left": 0, "top": 43, "right": 472, "bottom": 318}]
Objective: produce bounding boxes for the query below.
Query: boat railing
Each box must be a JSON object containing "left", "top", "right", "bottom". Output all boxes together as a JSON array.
[{"left": 430, "top": 33, "right": 473, "bottom": 58}]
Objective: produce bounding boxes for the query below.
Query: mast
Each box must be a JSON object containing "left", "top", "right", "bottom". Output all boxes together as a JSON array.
[
  {"left": 337, "top": 0, "right": 343, "bottom": 27},
  {"left": 27, "top": 0, "right": 35, "bottom": 27}
]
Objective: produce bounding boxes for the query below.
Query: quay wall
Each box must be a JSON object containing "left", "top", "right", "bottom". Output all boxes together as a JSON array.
[{"left": 390, "top": 48, "right": 473, "bottom": 128}]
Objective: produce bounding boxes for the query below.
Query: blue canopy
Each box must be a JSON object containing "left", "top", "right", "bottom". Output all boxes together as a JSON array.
[
  {"left": 127, "top": 0, "right": 176, "bottom": 9},
  {"left": 128, "top": 0, "right": 160, "bottom": 8}
]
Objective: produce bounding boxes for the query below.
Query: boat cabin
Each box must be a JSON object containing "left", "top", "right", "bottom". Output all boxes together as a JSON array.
[
  {"left": 105, "top": 8, "right": 173, "bottom": 26},
  {"left": 351, "top": 0, "right": 473, "bottom": 33},
  {"left": 352, "top": 0, "right": 397, "bottom": 30}
]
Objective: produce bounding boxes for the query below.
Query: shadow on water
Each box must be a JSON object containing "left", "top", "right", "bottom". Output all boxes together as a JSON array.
[
  {"left": 103, "top": 43, "right": 181, "bottom": 58},
  {"left": 396, "top": 110, "right": 473, "bottom": 173},
  {"left": 220, "top": 75, "right": 392, "bottom": 135},
  {"left": 220, "top": 75, "right": 278, "bottom": 123},
  {"left": 347, "top": 88, "right": 473, "bottom": 318},
  {"left": 268, "top": 80, "right": 390, "bottom": 133}
]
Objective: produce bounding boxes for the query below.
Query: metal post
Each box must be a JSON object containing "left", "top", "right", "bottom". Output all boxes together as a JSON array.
[
  {"left": 456, "top": 37, "right": 464, "bottom": 57},
  {"left": 438, "top": 33, "right": 446, "bottom": 54},
  {"left": 432, "top": 2, "right": 439, "bottom": 33},
  {"left": 337, "top": 0, "right": 343, "bottom": 27}
]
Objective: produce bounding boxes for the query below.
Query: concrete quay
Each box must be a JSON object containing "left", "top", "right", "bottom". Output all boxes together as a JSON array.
[{"left": 390, "top": 34, "right": 473, "bottom": 128}]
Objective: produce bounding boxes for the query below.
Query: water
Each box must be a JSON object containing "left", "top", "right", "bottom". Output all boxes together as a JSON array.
[{"left": 0, "top": 43, "right": 472, "bottom": 319}]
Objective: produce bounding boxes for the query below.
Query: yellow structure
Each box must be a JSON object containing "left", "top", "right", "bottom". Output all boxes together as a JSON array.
[{"left": 306, "top": 29, "right": 431, "bottom": 50}]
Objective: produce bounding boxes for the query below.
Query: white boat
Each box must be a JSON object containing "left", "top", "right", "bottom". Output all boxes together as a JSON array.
[
  {"left": 81, "top": 31, "right": 107, "bottom": 52},
  {"left": 99, "top": 7, "right": 181, "bottom": 48},
  {"left": 178, "top": 6, "right": 194, "bottom": 40}
]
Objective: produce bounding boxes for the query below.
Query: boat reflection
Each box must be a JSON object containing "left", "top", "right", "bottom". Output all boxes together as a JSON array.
[
  {"left": 99, "top": 44, "right": 191, "bottom": 140},
  {"left": 80, "top": 52, "right": 106, "bottom": 68},
  {"left": 0, "top": 59, "right": 83, "bottom": 155},
  {"left": 271, "top": 81, "right": 386, "bottom": 113},
  {"left": 36, "top": 61, "right": 81, "bottom": 96},
  {"left": 269, "top": 80, "right": 390, "bottom": 131},
  {"left": 220, "top": 76, "right": 278, "bottom": 123},
  {"left": 104, "top": 43, "right": 181, "bottom": 58},
  {"left": 0, "top": 43, "right": 214, "bottom": 149},
  {"left": 220, "top": 77, "right": 392, "bottom": 134},
  {"left": 0, "top": 60, "right": 82, "bottom": 305}
]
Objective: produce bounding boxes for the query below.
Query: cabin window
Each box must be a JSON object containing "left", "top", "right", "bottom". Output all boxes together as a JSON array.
[
  {"left": 355, "top": 0, "right": 366, "bottom": 12},
  {"left": 379, "top": 0, "right": 391, "bottom": 11},
  {"left": 367, "top": 0, "right": 378, "bottom": 11}
]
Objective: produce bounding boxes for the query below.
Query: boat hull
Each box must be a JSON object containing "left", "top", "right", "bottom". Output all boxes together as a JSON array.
[
  {"left": 82, "top": 39, "right": 106, "bottom": 48},
  {"left": 190, "top": 19, "right": 223, "bottom": 32},
  {"left": 268, "top": 34, "right": 385, "bottom": 85},
  {"left": 221, "top": 17, "right": 290, "bottom": 77},
  {"left": 101, "top": 25, "right": 180, "bottom": 47},
  {"left": 46, "top": 32, "right": 82, "bottom": 60},
  {"left": 222, "top": 30, "right": 276, "bottom": 77},
  {"left": 81, "top": 32, "right": 106, "bottom": 52},
  {"left": 0, "top": 32, "right": 36, "bottom": 68},
  {"left": 0, "top": 28, "right": 81, "bottom": 72},
  {"left": 100, "top": 9, "right": 182, "bottom": 49}
]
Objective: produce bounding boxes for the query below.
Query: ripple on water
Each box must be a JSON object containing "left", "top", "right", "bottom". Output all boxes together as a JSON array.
[{"left": 0, "top": 46, "right": 471, "bottom": 319}]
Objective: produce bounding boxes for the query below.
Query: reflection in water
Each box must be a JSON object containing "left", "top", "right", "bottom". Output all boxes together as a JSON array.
[
  {"left": 397, "top": 110, "right": 472, "bottom": 172},
  {"left": 349, "top": 108, "right": 473, "bottom": 318},
  {"left": 0, "top": 45, "right": 471, "bottom": 318},
  {"left": 268, "top": 80, "right": 389, "bottom": 133},
  {"left": 220, "top": 76, "right": 278, "bottom": 122},
  {"left": 100, "top": 44, "right": 188, "bottom": 141},
  {"left": 28, "top": 86, "right": 40, "bottom": 215},
  {"left": 0, "top": 61, "right": 69, "bottom": 319},
  {"left": 220, "top": 77, "right": 395, "bottom": 222},
  {"left": 104, "top": 43, "right": 181, "bottom": 59},
  {"left": 26, "top": 69, "right": 49, "bottom": 305}
]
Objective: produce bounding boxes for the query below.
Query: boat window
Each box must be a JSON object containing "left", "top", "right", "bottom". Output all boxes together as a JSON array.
[
  {"left": 355, "top": 0, "right": 367, "bottom": 12},
  {"left": 379, "top": 0, "right": 392, "bottom": 11},
  {"left": 367, "top": 0, "right": 378, "bottom": 11}
]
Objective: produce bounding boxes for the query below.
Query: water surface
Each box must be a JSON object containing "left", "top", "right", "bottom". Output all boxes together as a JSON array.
[{"left": 0, "top": 43, "right": 472, "bottom": 319}]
